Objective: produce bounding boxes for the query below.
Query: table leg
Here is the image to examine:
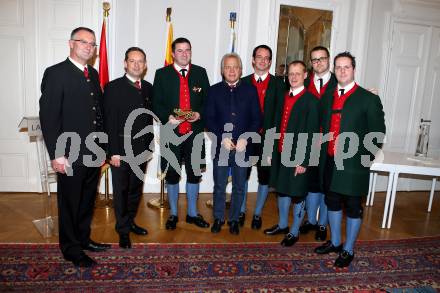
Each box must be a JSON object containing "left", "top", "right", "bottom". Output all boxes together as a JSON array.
[
  {"left": 428, "top": 178, "right": 437, "bottom": 212},
  {"left": 386, "top": 172, "right": 400, "bottom": 229},
  {"left": 382, "top": 172, "right": 394, "bottom": 229},
  {"left": 367, "top": 173, "right": 373, "bottom": 206},
  {"left": 370, "top": 173, "right": 378, "bottom": 206}
]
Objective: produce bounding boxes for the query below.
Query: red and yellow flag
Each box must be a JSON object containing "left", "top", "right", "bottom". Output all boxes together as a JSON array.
[
  {"left": 164, "top": 8, "right": 173, "bottom": 66},
  {"left": 98, "top": 19, "right": 109, "bottom": 89}
]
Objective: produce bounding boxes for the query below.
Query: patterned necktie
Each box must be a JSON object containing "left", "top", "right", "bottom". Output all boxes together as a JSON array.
[
  {"left": 135, "top": 80, "right": 141, "bottom": 89},
  {"left": 83, "top": 66, "right": 89, "bottom": 79},
  {"left": 180, "top": 69, "right": 187, "bottom": 78}
]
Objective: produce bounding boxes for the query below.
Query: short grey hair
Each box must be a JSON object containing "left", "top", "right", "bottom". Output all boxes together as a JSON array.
[{"left": 221, "top": 53, "right": 243, "bottom": 69}]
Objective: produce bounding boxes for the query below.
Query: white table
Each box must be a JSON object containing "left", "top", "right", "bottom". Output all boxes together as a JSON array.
[{"left": 366, "top": 151, "right": 440, "bottom": 229}]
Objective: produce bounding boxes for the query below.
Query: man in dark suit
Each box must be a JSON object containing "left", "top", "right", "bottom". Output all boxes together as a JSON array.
[
  {"left": 39, "top": 27, "right": 110, "bottom": 268},
  {"left": 266, "top": 61, "right": 320, "bottom": 246},
  {"left": 314, "top": 52, "right": 385, "bottom": 267},
  {"left": 153, "top": 38, "right": 210, "bottom": 230},
  {"left": 103, "top": 47, "right": 153, "bottom": 249},
  {"left": 299, "top": 46, "right": 337, "bottom": 241},
  {"left": 204, "top": 53, "right": 262, "bottom": 235},
  {"left": 240, "top": 45, "right": 285, "bottom": 230}
]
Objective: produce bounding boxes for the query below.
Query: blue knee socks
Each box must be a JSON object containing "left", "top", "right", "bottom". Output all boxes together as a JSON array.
[
  {"left": 328, "top": 210, "right": 342, "bottom": 247},
  {"left": 186, "top": 183, "right": 199, "bottom": 217},
  {"left": 344, "top": 217, "right": 361, "bottom": 254},
  {"left": 305, "top": 192, "right": 320, "bottom": 225},
  {"left": 318, "top": 193, "right": 328, "bottom": 227},
  {"left": 277, "top": 196, "right": 291, "bottom": 229},
  {"left": 290, "top": 200, "right": 306, "bottom": 236},
  {"left": 240, "top": 181, "right": 248, "bottom": 213},
  {"left": 167, "top": 183, "right": 179, "bottom": 216},
  {"left": 254, "top": 184, "right": 269, "bottom": 216}
]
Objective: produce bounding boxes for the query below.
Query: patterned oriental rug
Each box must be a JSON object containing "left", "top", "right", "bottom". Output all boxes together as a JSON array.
[{"left": 1, "top": 237, "right": 439, "bottom": 292}]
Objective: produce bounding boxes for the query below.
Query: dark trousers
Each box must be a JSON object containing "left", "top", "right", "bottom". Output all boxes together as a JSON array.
[
  {"left": 324, "top": 156, "right": 363, "bottom": 218},
  {"left": 213, "top": 152, "right": 248, "bottom": 221},
  {"left": 165, "top": 138, "right": 202, "bottom": 184},
  {"left": 57, "top": 165, "right": 100, "bottom": 259},
  {"left": 111, "top": 162, "right": 147, "bottom": 234}
]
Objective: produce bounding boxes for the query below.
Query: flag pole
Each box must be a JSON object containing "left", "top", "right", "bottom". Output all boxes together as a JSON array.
[
  {"left": 96, "top": 1, "right": 112, "bottom": 210},
  {"left": 206, "top": 12, "right": 237, "bottom": 209},
  {"left": 229, "top": 12, "right": 237, "bottom": 53},
  {"left": 147, "top": 7, "right": 173, "bottom": 210}
]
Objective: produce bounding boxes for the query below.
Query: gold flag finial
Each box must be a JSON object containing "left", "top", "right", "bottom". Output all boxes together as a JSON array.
[
  {"left": 166, "top": 7, "right": 172, "bottom": 22},
  {"left": 103, "top": 2, "right": 110, "bottom": 18}
]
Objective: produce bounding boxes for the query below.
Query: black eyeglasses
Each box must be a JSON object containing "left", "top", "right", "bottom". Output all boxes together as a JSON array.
[
  {"left": 311, "top": 56, "right": 328, "bottom": 64},
  {"left": 71, "top": 39, "right": 98, "bottom": 48}
]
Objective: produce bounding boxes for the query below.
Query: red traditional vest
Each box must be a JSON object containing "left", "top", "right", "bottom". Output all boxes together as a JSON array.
[
  {"left": 175, "top": 66, "right": 191, "bottom": 134},
  {"left": 327, "top": 83, "right": 359, "bottom": 156},
  {"left": 278, "top": 88, "right": 305, "bottom": 153},
  {"left": 251, "top": 74, "right": 270, "bottom": 113},
  {"left": 307, "top": 72, "right": 330, "bottom": 99}
]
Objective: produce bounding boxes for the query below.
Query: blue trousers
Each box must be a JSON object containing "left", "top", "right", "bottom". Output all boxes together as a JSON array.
[{"left": 212, "top": 154, "right": 247, "bottom": 222}]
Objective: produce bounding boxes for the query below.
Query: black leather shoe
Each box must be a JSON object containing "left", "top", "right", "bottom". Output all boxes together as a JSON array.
[
  {"left": 299, "top": 221, "right": 318, "bottom": 234},
  {"left": 314, "top": 240, "right": 343, "bottom": 254},
  {"left": 238, "top": 212, "right": 245, "bottom": 227},
  {"left": 334, "top": 250, "right": 354, "bottom": 268},
  {"left": 280, "top": 233, "right": 299, "bottom": 247},
  {"left": 83, "top": 240, "right": 111, "bottom": 252},
  {"left": 70, "top": 253, "right": 97, "bottom": 268},
  {"left": 264, "top": 224, "right": 289, "bottom": 235},
  {"left": 119, "top": 233, "right": 131, "bottom": 249},
  {"left": 211, "top": 219, "right": 224, "bottom": 233},
  {"left": 130, "top": 223, "right": 148, "bottom": 235},
  {"left": 315, "top": 225, "right": 327, "bottom": 241},
  {"left": 229, "top": 221, "right": 239, "bottom": 235},
  {"left": 186, "top": 214, "right": 210, "bottom": 228},
  {"left": 251, "top": 215, "right": 262, "bottom": 230},
  {"left": 165, "top": 215, "right": 178, "bottom": 230}
]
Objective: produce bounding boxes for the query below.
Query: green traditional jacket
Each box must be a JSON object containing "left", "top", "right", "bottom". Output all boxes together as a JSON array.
[
  {"left": 304, "top": 72, "right": 337, "bottom": 192},
  {"left": 241, "top": 74, "right": 286, "bottom": 133},
  {"left": 269, "top": 90, "right": 320, "bottom": 197},
  {"left": 319, "top": 85, "right": 386, "bottom": 196},
  {"left": 152, "top": 64, "right": 210, "bottom": 134},
  {"left": 152, "top": 64, "right": 210, "bottom": 172}
]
